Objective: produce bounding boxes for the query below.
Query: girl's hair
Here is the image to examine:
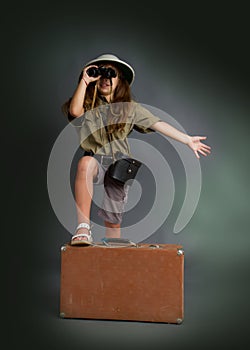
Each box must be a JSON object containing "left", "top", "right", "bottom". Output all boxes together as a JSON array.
[{"left": 61, "top": 64, "right": 132, "bottom": 133}]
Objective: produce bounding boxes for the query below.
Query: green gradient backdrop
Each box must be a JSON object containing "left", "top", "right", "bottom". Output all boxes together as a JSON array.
[{"left": 5, "top": 2, "right": 250, "bottom": 349}]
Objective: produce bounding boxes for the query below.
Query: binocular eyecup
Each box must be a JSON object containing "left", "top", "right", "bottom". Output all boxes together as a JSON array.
[{"left": 86, "top": 66, "right": 117, "bottom": 79}]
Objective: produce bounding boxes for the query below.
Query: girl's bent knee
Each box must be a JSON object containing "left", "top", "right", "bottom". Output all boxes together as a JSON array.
[{"left": 77, "top": 156, "right": 97, "bottom": 174}]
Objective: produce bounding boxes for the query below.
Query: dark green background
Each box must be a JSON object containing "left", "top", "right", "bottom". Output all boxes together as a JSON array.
[{"left": 5, "top": 2, "right": 250, "bottom": 349}]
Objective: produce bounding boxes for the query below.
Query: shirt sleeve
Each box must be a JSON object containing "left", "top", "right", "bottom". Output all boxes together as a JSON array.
[{"left": 133, "top": 103, "right": 161, "bottom": 133}]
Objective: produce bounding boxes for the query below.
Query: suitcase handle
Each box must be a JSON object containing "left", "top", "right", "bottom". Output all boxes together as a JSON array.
[{"left": 101, "top": 237, "right": 137, "bottom": 247}]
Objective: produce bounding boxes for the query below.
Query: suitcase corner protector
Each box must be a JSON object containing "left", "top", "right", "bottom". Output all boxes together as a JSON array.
[
  {"left": 60, "top": 312, "right": 65, "bottom": 318},
  {"left": 176, "top": 318, "right": 183, "bottom": 324},
  {"left": 61, "top": 245, "right": 67, "bottom": 252},
  {"left": 177, "top": 248, "right": 184, "bottom": 256}
]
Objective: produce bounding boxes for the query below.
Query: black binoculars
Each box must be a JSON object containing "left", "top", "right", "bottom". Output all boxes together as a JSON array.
[{"left": 86, "top": 66, "right": 117, "bottom": 79}]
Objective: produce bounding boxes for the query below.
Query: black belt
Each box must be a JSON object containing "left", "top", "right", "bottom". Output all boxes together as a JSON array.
[
  {"left": 95, "top": 154, "right": 113, "bottom": 166},
  {"left": 84, "top": 151, "right": 113, "bottom": 167}
]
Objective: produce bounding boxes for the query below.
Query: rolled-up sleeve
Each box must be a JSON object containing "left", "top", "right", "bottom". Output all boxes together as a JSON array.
[{"left": 133, "top": 103, "right": 161, "bottom": 133}]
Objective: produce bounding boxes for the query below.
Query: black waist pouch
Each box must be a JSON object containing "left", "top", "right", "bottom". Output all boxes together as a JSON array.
[{"left": 107, "top": 158, "right": 142, "bottom": 184}]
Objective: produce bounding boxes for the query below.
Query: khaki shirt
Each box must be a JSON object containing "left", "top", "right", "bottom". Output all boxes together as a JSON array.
[{"left": 74, "top": 101, "right": 161, "bottom": 156}]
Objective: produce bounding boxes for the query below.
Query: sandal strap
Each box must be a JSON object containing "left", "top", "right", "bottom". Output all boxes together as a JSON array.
[{"left": 76, "top": 222, "right": 92, "bottom": 234}]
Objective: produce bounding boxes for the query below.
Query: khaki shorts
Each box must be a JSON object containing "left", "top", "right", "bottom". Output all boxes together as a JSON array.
[{"left": 94, "top": 159, "right": 130, "bottom": 224}]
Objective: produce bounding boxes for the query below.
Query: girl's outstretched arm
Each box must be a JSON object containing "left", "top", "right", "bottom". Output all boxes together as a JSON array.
[{"left": 151, "top": 121, "right": 211, "bottom": 159}]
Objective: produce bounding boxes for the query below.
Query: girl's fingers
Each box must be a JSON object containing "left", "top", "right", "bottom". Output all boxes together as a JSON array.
[
  {"left": 198, "top": 149, "right": 207, "bottom": 156},
  {"left": 201, "top": 145, "right": 211, "bottom": 152},
  {"left": 195, "top": 150, "right": 200, "bottom": 159}
]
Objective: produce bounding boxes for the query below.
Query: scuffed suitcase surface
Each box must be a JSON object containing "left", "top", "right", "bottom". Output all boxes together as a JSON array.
[{"left": 60, "top": 244, "right": 184, "bottom": 324}]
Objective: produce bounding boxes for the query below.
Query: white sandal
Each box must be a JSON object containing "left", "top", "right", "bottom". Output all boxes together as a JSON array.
[{"left": 71, "top": 223, "right": 93, "bottom": 246}]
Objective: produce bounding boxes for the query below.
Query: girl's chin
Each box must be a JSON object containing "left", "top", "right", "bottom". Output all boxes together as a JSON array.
[{"left": 99, "top": 90, "right": 111, "bottom": 96}]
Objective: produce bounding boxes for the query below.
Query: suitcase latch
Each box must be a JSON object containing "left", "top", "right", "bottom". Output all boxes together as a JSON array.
[{"left": 149, "top": 244, "right": 160, "bottom": 249}]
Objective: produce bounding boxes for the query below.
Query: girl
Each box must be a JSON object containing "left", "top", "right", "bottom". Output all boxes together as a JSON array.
[{"left": 62, "top": 54, "right": 211, "bottom": 245}]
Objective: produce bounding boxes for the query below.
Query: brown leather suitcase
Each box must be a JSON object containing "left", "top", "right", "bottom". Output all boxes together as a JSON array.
[{"left": 60, "top": 242, "right": 184, "bottom": 324}]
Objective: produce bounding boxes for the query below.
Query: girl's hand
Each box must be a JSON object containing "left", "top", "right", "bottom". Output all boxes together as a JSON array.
[
  {"left": 82, "top": 65, "right": 101, "bottom": 85},
  {"left": 187, "top": 136, "right": 211, "bottom": 159}
]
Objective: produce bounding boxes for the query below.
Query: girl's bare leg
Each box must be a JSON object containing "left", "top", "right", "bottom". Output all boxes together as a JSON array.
[
  {"left": 104, "top": 221, "right": 121, "bottom": 238},
  {"left": 73, "top": 156, "right": 98, "bottom": 241}
]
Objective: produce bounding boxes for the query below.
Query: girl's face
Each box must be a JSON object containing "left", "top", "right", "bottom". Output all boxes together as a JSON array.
[{"left": 97, "top": 64, "right": 119, "bottom": 101}]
